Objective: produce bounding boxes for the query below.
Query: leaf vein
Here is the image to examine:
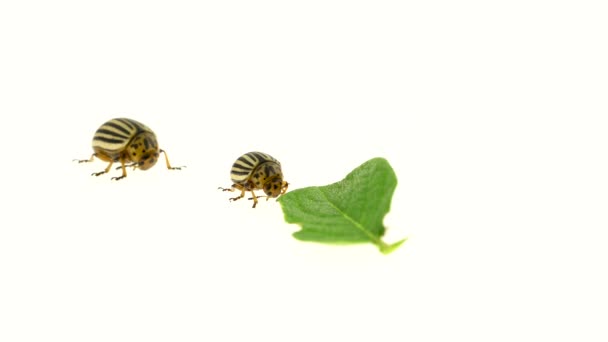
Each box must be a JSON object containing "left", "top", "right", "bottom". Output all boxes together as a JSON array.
[{"left": 317, "top": 188, "right": 382, "bottom": 246}]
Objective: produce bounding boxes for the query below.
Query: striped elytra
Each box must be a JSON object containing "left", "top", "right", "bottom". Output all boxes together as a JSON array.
[
  {"left": 75, "top": 118, "right": 183, "bottom": 180},
  {"left": 220, "top": 151, "right": 289, "bottom": 208}
]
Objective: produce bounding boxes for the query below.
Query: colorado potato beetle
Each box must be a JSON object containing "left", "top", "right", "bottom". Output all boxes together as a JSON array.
[
  {"left": 75, "top": 118, "right": 182, "bottom": 180},
  {"left": 220, "top": 151, "right": 288, "bottom": 208}
]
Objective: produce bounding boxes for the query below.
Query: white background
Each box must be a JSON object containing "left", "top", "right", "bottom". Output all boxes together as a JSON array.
[{"left": 1, "top": 1, "right": 607, "bottom": 341}]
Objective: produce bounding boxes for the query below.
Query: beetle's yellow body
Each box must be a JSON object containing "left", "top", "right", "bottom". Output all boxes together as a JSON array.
[
  {"left": 220, "top": 151, "right": 288, "bottom": 208},
  {"left": 76, "top": 118, "right": 182, "bottom": 180}
]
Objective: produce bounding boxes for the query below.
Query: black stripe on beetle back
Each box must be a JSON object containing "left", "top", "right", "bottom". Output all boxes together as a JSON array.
[
  {"left": 93, "top": 135, "right": 127, "bottom": 144},
  {"left": 232, "top": 164, "right": 253, "bottom": 171},
  {"left": 237, "top": 155, "right": 255, "bottom": 167},
  {"left": 251, "top": 152, "right": 271, "bottom": 163},
  {"left": 104, "top": 121, "right": 133, "bottom": 136},
  {"left": 115, "top": 118, "right": 136, "bottom": 130},
  {"left": 95, "top": 128, "right": 130, "bottom": 140},
  {"left": 231, "top": 170, "right": 252, "bottom": 176}
]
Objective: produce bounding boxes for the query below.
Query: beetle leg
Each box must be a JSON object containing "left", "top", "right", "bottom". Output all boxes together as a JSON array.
[
  {"left": 249, "top": 190, "right": 259, "bottom": 208},
  {"left": 248, "top": 194, "right": 268, "bottom": 202},
  {"left": 74, "top": 153, "right": 96, "bottom": 163},
  {"left": 160, "top": 149, "right": 184, "bottom": 170},
  {"left": 219, "top": 183, "right": 239, "bottom": 192},
  {"left": 221, "top": 184, "right": 247, "bottom": 203},
  {"left": 116, "top": 162, "right": 137, "bottom": 170},
  {"left": 111, "top": 157, "right": 128, "bottom": 181},
  {"left": 229, "top": 188, "right": 246, "bottom": 203},
  {"left": 92, "top": 161, "right": 113, "bottom": 177}
]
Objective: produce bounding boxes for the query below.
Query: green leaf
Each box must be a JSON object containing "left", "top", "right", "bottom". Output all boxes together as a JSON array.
[{"left": 280, "top": 158, "right": 406, "bottom": 254}]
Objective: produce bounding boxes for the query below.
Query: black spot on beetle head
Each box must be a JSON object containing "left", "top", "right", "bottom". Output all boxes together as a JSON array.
[
  {"left": 137, "top": 152, "right": 159, "bottom": 171},
  {"left": 263, "top": 177, "right": 284, "bottom": 198}
]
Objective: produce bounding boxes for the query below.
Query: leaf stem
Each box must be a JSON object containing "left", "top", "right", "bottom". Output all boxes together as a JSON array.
[{"left": 378, "top": 238, "right": 407, "bottom": 255}]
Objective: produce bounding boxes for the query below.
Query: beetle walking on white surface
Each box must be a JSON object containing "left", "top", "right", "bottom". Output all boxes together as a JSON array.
[
  {"left": 220, "top": 151, "right": 289, "bottom": 208},
  {"left": 75, "top": 118, "right": 183, "bottom": 180}
]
